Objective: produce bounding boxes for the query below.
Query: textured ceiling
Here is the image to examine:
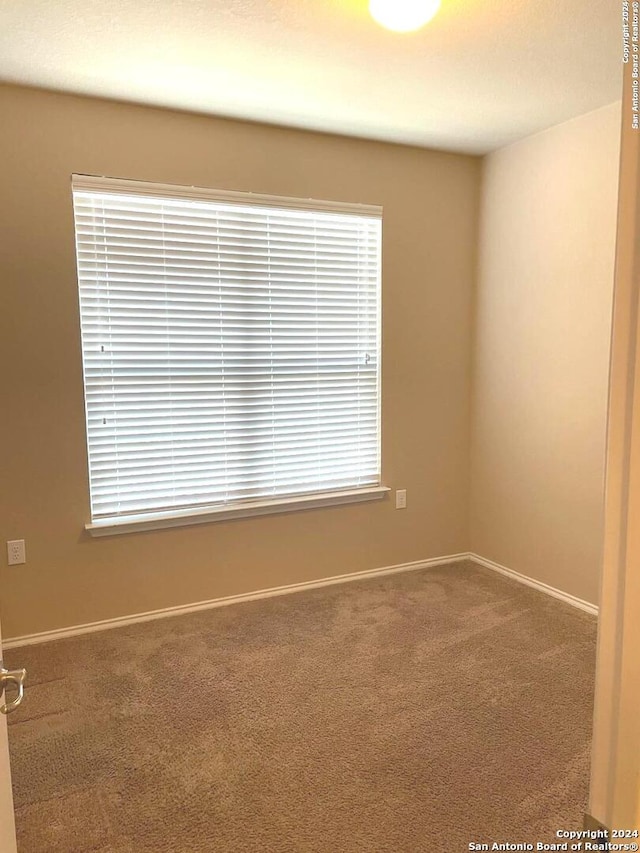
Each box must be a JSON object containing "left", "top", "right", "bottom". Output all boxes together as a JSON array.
[{"left": 0, "top": 0, "right": 622, "bottom": 154}]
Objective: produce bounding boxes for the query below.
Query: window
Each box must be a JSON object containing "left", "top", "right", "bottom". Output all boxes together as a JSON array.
[{"left": 72, "top": 176, "right": 384, "bottom": 534}]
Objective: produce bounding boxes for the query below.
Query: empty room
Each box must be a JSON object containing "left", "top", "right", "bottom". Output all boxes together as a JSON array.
[{"left": 1, "top": 1, "right": 636, "bottom": 851}]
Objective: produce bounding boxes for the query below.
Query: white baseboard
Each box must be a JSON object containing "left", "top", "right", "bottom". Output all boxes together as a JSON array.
[
  {"left": 468, "top": 553, "right": 599, "bottom": 616},
  {"left": 3, "top": 552, "right": 469, "bottom": 650},
  {"left": 3, "top": 550, "right": 597, "bottom": 650}
]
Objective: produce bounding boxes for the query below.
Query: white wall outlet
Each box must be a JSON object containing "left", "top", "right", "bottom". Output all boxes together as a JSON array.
[
  {"left": 7, "top": 539, "right": 26, "bottom": 566},
  {"left": 395, "top": 489, "right": 407, "bottom": 509}
]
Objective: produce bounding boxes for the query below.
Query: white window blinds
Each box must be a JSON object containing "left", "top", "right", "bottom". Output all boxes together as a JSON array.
[{"left": 72, "top": 177, "right": 382, "bottom": 522}]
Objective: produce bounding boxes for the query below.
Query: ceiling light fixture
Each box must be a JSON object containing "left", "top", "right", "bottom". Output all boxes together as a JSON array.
[{"left": 369, "top": 0, "right": 441, "bottom": 33}]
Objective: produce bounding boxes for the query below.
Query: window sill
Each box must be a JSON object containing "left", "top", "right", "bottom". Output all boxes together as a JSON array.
[{"left": 85, "top": 486, "right": 391, "bottom": 538}]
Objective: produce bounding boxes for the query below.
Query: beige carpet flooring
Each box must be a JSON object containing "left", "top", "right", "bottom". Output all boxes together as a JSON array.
[{"left": 5, "top": 560, "right": 596, "bottom": 852}]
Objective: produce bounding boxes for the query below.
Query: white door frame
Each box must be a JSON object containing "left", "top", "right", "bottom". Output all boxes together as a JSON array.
[
  {"left": 589, "top": 63, "right": 640, "bottom": 826},
  {"left": 0, "top": 613, "right": 18, "bottom": 853}
]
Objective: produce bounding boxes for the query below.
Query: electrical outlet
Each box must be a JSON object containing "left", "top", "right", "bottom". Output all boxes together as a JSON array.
[
  {"left": 395, "top": 489, "right": 407, "bottom": 509},
  {"left": 7, "top": 540, "right": 26, "bottom": 566}
]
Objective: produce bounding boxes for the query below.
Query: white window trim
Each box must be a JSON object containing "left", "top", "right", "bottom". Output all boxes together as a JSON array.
[
  {"left": 74, "top": 175, "right": 384, "bottom": 533},
  {"left": 85, "top": 486, "right": 390, "bottom": 537}
]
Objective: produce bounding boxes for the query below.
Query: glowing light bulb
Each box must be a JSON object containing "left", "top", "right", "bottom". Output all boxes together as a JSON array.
[{"left": 369, "top": 0, "right": 441, "bottom": 33}]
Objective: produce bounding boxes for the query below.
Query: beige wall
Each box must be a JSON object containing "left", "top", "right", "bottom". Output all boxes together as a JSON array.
[
  {"left": 470, "top": 103, "right": 621, "bottom": 605},
  {"left": 0, "top": 84, "right": 480, "bottom": 638}
]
